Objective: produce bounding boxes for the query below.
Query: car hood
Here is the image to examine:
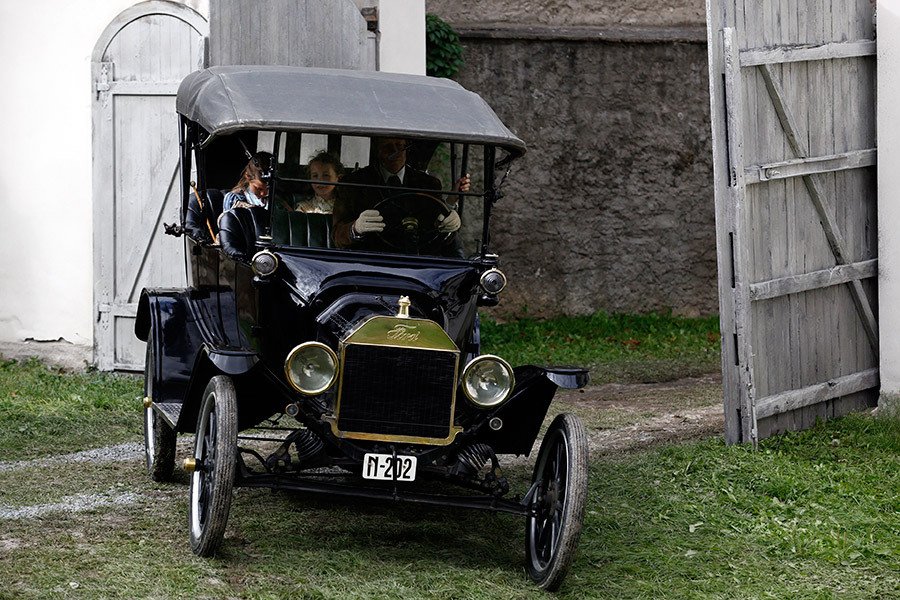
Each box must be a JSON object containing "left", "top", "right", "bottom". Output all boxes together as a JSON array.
[{"left": 275, "top": 250, "right": 481, "bottom": 348}]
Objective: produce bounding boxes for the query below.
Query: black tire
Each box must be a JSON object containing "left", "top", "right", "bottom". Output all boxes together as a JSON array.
[
  {"left": 189, "top": 375, "right": 238, "bottom": 557},
  {"left": 525, "top": 413, "right": 589, "bottom": 591},
  {"left": 143, "top": 341, "right": 176, "bottom": 482}
]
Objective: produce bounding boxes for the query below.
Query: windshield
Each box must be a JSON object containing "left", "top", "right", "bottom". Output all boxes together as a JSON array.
[{"left": 265, "top": 132, "right": 490, "bottom": 259}]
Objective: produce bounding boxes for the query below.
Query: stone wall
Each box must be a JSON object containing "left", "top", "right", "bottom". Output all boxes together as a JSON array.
[
  {"left": 449, "top": 36, "right": 718, "bottom": 317},
  {"left": 425, "top": 0, "right": 705, "bottom": 28}
]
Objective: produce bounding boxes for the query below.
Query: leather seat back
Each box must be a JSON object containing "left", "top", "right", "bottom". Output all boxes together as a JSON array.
[
  {"left": 185, "top": 189, "right": 226, "bottom": 242},
  {"left": 206, "top": 189, "right": 225, "bottom": 224},
  {"left": 286, "top": 212, "right": 334, "bottom": 248},
  {"left": 218, "top": 206, "right": 269, "bottom": 260},
  {"left": 273, "top": 205, "right": 334, "bottom": 249}
]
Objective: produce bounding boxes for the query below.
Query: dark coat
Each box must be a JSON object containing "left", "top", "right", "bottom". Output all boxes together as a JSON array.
[{"left": 333, "top": 165, "right": 461, "bottom": 257}]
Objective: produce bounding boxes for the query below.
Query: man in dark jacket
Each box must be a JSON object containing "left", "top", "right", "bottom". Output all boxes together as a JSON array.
[{"left": 333, "top": 137, "right": 468, "bottom": 256}]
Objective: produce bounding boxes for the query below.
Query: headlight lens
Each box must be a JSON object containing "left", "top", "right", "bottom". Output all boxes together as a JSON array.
[
  {"left": 252, "top": 250, "right": 279, "bottom": 277},
  {"left": 461, "top": 355, "right": 515, "bottom": 407},
  {"left": 479, "top": 268, "right": 507, "bottom": 294},
  {"left": 284, "top": 342, "right": 338, "bottom": 395}
]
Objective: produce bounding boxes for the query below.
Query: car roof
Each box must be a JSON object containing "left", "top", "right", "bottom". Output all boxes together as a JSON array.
[{"left": 176, "top": 66, "right": 526, "bottom": 156}]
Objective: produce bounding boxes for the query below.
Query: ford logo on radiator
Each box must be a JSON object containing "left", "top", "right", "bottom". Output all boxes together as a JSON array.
[{"left": 386, "top": 323, "right": 420, "bottom": 342}]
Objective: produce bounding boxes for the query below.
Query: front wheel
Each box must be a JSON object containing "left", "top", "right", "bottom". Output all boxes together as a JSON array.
[
  {"left": 189, "top": 375, "right": 238, "bottom": 557},
  {"left": 143, "top": 340, "right": 175, "bottom": 482},
  {"left": 525, "top": 413, "right": 589, "bottom": 591}
]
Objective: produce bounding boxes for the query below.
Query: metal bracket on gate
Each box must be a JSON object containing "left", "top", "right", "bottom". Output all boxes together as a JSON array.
[
  {"left": 96, "top": 302, "right": 111, "bottom": 323},
  {"left": 95, "top": 62, "right": 113, "bottom": 98}
]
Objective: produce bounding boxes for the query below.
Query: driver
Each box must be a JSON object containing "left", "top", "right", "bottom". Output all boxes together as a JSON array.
[{"left": 333, "top": 137, "right": 470, "bottom": 255}]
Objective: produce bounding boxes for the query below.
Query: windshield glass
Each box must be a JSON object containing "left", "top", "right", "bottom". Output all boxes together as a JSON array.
[{"left": 268, "top": 133, "right": 488, "bottom": 259}]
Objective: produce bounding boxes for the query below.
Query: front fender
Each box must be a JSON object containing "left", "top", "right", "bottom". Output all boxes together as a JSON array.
[
  {"left": 136, "top": 287, "right": 254, "bottom": 406},
  {"left": 176, "top": 345, "right": 273, "bottom": 433},
  {"left": 136, "top": 288, "right": 207, "bottom": 407},
  {"left": 476, "top": 365, "right": 589, "bottom": 456}
]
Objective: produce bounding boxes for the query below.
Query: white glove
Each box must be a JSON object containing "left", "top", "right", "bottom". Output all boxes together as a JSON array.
[
  {"left": 436, "top": 210, "right": 461, "bottom": 233},
  {"left": 352, "top": 209, "right": 385, "bottom": 235}
]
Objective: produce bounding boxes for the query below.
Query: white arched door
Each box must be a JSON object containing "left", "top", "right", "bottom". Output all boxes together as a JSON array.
[{"left": 92, "top": 1, "right": 208, "bottom": 370}]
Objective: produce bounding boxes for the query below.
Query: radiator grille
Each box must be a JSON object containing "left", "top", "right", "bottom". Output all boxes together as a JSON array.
[{"left": 336, "top": 344, "right": 458, "bottom": 440}]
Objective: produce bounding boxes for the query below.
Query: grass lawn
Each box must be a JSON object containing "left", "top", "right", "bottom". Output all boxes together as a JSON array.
[
  {"left": 482, "top": 312, "right": 721, "bottom": 384},
  {"left": 0, "top": 358, "right": 140, "bottom": 460},
  {"left": 1, "top": 314, "right": 897, "bottom": 599}
]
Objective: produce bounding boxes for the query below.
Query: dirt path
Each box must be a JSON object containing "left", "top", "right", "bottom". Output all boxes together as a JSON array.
[
  {"left": 584, "top": 404, "right": 723, "bottom": 453},
  {"left": 553, "top": 374, "right": 724, "bottom": 454}
]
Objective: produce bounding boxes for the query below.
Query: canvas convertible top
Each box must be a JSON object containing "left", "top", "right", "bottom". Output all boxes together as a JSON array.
[{"left": 176, "top": 66, "right": 526, "bottom": 156}]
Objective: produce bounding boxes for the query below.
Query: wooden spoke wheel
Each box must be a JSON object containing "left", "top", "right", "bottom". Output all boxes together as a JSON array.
[
  {"left": 189, "top": 375, "right": 238, "bottom": 557},
  {"left": 525, "top": 413, "right": 589, "bottom": 591}
]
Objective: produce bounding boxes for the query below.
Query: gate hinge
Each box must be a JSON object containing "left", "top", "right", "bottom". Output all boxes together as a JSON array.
[
  {"left": 95, "top": 62, "right": 113, "bottom": 97},
  {"left": 96, "top": 303, "right": 111, "bottom": 323}
]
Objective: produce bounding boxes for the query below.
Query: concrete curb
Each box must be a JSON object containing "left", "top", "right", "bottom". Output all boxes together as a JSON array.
[{"left": 0, "top": 340, "right": 92, "bottom": 371}]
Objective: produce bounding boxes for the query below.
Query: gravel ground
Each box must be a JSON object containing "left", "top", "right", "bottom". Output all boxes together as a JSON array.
[
  {"left": 0, "top": 377, "right": 723, "bottom": 520},
  {"left": 0, "top": 490, "right": 141, "bottom": 520},
  {"left": 0, "top": 442, "right": 143, "bottom": 474}
]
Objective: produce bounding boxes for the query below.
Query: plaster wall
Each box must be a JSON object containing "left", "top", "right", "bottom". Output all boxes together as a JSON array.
[
  {"left": 379, "top": 0, "right": 426, "bottom": 74},
  {"left": 0, "top": 0, "right": 207, "bottom": 348},
  {"left": 425, "top": 0, "right": 704, "bottom": 28},
  {"left": 454, "top": 38, "right": 717, "bottom": 317},
  {"left": 878, "top": 0, "right": 900, "bottom": 395}
]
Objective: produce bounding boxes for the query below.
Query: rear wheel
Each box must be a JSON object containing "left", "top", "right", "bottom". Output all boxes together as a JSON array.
[
  {"left": 189, "top": 375, "right": 238, "bottom": 557},
  {"left": 143, "top": 340, "right": 175, "bottom": 482},
  {"left": 525, "top": 413, "right": 589, "bottom": 591}
]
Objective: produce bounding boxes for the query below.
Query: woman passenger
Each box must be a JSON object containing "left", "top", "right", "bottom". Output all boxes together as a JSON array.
[{"left": 222, "top": 151, "right": 274, "bottom": 212}]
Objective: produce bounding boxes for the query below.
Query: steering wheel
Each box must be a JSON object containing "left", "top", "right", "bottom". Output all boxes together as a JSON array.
[{"left": 373, "top": 192, "right": 453, "bottom": 254}]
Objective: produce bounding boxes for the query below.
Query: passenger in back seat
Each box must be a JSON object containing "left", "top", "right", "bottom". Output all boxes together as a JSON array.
[
  {"left": 294, "top": 150, "right": 344, "bottom": 214},
  {"left": 221, "top": 151, "right": 274, "bottom": 215}
]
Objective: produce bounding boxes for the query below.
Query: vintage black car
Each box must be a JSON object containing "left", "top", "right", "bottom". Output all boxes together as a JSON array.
[{"left": 135, "top": 65, "right": 589, "bottom": 590}]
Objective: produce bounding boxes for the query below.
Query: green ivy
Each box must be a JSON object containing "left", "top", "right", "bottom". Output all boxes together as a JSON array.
[{"left": 425, "top": 13, "right": 464, "bottom": 79}]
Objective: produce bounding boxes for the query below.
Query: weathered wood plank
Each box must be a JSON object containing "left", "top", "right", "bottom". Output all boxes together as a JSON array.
[
  {"left": 749, "top": 259, "right": 877, "bottom": 301},
  {"left": 755, "top": 368, "right": 879, "bottom": 418},
  {"left": 758, "top": 64, "right": 879, "bottom": 355},
  {"left": 758, "top": 389, "right": 878, "bottom": 438},
  {"left": 740, "top": 1, "right": 769, "bottom": 408},
  {"left": 740, "top": 39, "right": 875, "bottom": 66},
  {"left": 744, "top": 148, "right": 876, "bottom": 184},
  {"left": 111, "top": 304, "right": 139, "bottom": 318},
  {"left": 707, "top": 0, "right": 743, "bottom": 442},
  {"left": 724, "top": 27, "right": 759, "bottom": 446}
]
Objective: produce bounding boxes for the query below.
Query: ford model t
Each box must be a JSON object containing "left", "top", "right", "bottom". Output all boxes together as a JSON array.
[{"left": 135, "top": 65, "right": 589, "bottom": 590}]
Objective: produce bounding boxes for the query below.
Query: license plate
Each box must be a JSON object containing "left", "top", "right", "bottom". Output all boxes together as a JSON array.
[{"left": 362, "top": 453, "right": 417, "bottom": 481}]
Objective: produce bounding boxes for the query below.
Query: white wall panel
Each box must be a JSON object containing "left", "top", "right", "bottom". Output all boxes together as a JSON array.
[
  {"left": 878, "top": 1, "right": 900, "bottom": 394},
  {"left": 0, "top": 0, "right": 207, "bottom": 349}
]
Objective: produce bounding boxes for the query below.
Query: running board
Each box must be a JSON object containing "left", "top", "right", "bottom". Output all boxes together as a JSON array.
[{"left": 153, "top": 402, "right": 182, "bottom": 428}]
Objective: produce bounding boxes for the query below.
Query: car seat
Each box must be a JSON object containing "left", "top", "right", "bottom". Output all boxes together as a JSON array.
[{"left": 218, "top": 205, "right": 269, "bottom": 260}]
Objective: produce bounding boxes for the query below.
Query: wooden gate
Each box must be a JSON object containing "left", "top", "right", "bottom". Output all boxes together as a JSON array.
[
  {"left": 706, "top": 2, "right": 878, "bottom": 443},
  {"left": 92, "top": 1, "right": 208, "bottom": 371}
]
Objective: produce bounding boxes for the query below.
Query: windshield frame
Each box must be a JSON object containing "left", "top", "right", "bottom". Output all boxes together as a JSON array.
[{"left": 257, "top": 130, "right": 514, "bottom": 262}]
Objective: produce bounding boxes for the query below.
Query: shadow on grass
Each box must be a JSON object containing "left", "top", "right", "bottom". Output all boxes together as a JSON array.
[{"left": 220, "top": 485, "right": 526, "bottom": 573}]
